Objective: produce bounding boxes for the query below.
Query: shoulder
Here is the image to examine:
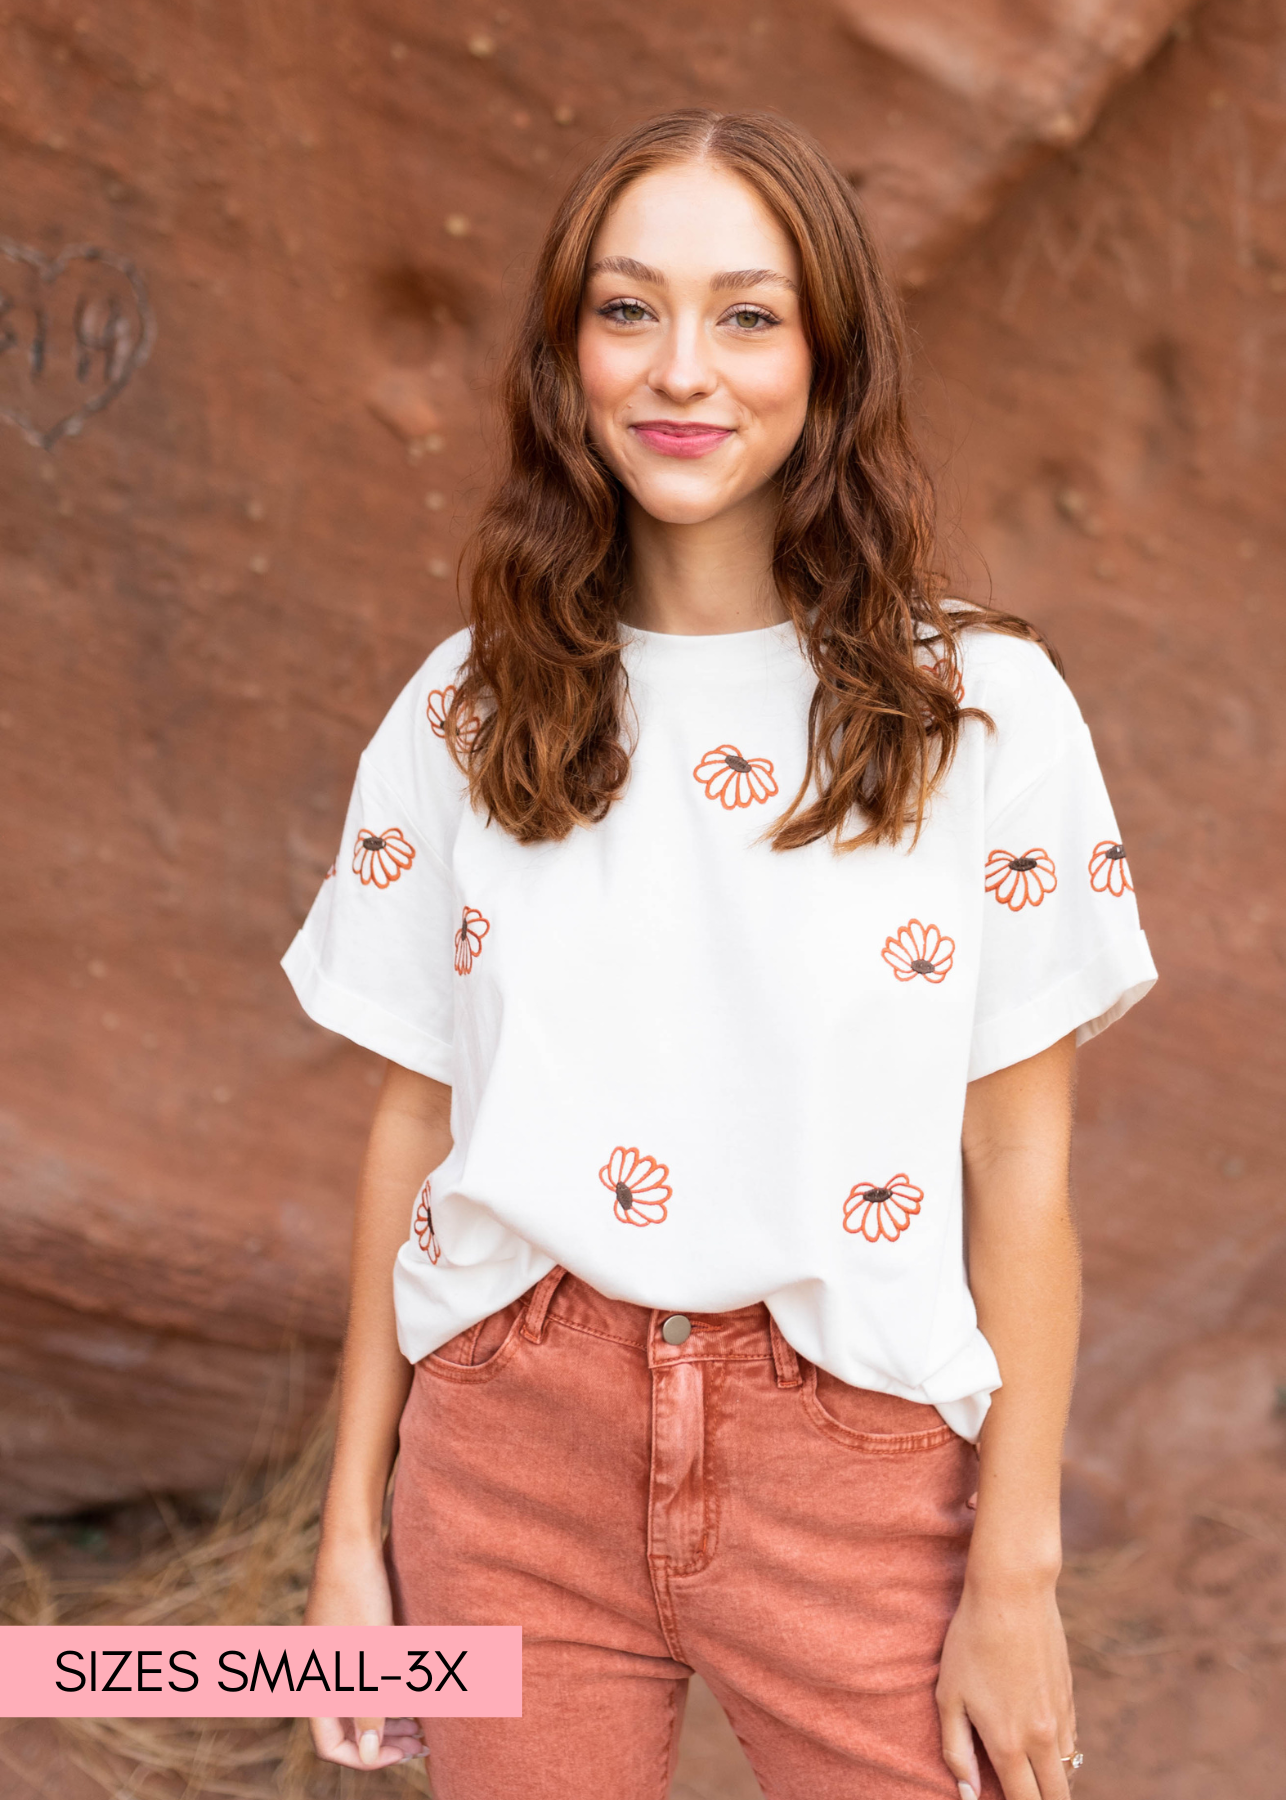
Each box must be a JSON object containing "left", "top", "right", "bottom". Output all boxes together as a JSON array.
[
  {"left": 955, "top": 623, "right": 1084, "bottom": 747},
  {"left": 360, "top": 626, "right": 474, "bottom": 802},
  {"left": 422, "top": 625, "right": 474, "bottom": 692},
  {"left": 951, "top": 624, "right": 1101, "bottom": 821}
]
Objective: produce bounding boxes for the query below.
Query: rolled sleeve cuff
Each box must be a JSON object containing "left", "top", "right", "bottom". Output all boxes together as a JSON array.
[
  {"left": 967, "top": 928, "right": 1158, "bottom": 1082},
  {"left": 281, "top": 932, "right": 454, "bottom": 1083}
]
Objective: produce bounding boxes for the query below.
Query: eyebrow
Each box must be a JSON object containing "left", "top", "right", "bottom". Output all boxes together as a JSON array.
[
  {"left": 587, "top": 255, "right": 797, "bottom": 293},
  {"left": 711, "top": 267, "right": 797, "bottom": 293}
]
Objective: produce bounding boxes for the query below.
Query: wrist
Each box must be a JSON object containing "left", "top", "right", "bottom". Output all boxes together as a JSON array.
[
  {"left": 317, "top": 1459, "right": 396, "bottom": 1555},
  {"left": 966, "top": 1476, "right": 1063, "bottom": 1591},
  {"left": 962, "top": 1545, "right": 1062, "bottom": 1596},
  {"left": 316, "top": 1505, "right": 388, "bottom": 1563}
]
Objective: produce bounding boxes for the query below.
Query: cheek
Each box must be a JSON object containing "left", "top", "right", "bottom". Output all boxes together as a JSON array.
[
  {"left": 741, "top": 344, "right": 812, "bottom": 449},
  {"left": 577, "top": 328, "right": 634, "bottom": 426}
]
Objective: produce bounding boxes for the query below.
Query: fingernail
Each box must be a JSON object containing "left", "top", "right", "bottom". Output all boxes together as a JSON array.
[
  {"left": 958, "top": 1785, "right": 978, "bottom": 1800},
  {"left": 358, "top": 1730, "right": 381, "bottom": 1765}
]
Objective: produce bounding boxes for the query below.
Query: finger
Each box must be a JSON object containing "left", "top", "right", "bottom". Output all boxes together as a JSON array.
[
  {"left": 379, "top": 1723, "right": 428, "bottom": 1757},
  {"left": 308, "top": 1715, "right": 426, "bottom": 1771},
  {"left": 310, "top": 1717, "right": 348, "bottom": 1759},
  {"left": 1031, "top": 1740, "right": 1071, "bottom": 1800},
  {"left": 316, "top": 1740, "right": 414, "bottom": 1770},
  {"left": 312, "top": 1733, "right": 412, "bottom": 1772},
  {"left": 1058, "top": 1703, "right": 1078, "bottom": 1767},
  {"left": 353, "top": 1716, "right": 387, "bottom": 1767},
  {"left": 937, "top": 1694, "right": 982, "bottom": 1799},
  {"left": 1032, "top": 1691, "right": 1075, "bottom": 1799},
  {"left": 987, "top": 1751, "right": 1044, "bottom": 1800},
  {"left": 348, "top": 1720, "right": 427, "bottom": 1767}
]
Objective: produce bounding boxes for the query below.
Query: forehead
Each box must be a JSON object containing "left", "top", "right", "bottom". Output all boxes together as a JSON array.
[{"left": 588, "top": 160, "right": 800, "bottom": 284}]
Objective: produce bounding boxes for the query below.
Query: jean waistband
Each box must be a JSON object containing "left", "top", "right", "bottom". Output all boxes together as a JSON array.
[{"left": 520, "top": 1267, "right": 803, "bottom": 1389}]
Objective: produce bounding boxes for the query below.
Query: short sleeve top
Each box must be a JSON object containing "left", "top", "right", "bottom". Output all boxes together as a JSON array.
[{"left": 282, "top": 619, "right": 1156, "bottom": 1439}]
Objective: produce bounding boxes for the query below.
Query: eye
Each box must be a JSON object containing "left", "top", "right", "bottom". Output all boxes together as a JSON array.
[
  {"left": 723, "top": 305, "right": 778, "bottom": 332},
  {"left": 599, "top": 298, "right": 653, "bottom": 326}
]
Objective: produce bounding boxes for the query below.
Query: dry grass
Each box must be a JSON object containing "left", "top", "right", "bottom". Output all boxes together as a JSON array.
[{"left": 0, "top": 1413, "right": 430, "bottom": 1800}]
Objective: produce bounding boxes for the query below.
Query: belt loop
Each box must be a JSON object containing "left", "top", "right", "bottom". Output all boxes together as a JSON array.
[
  {"left": 768, "top": 1315, "right": 802, "bottom": 1389},
  {"left": 521, "top": 1266, "right": 567, "bottom": 1343}
]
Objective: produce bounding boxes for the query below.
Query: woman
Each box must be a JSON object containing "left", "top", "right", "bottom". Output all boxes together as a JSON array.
[{"left": 285, "top": 110, "right": 1155, "bottom": 1800}]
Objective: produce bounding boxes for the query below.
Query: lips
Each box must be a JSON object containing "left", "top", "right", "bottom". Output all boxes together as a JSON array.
[{"left": 629, "top": 420, "right": 734, "bottom": 459}]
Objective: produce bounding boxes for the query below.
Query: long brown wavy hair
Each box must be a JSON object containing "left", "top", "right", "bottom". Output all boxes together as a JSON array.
[{"left": 448, "top": 108, "right": 1049, "bottom": 850}]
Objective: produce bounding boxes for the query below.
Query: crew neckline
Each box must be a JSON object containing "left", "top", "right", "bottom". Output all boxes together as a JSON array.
[{"left": 620, "top": 617, "right": 804, "bottom": 674}]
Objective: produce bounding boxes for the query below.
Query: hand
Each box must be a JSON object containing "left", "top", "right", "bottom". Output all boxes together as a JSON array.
[
  {"left": 303, "top": 1536, "right": 427, "bottom": 1771},
  {"left": 936, "top": 1576, "right": 1076, "bottom": 1800}
]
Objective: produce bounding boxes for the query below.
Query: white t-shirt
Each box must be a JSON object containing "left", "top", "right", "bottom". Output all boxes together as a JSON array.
[{"left": 283, "top": 620, "right": 1156, "bottom": 1439}]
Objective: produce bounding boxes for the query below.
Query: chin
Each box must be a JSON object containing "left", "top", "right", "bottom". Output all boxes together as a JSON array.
[
  {"left": 626, "top": 476, "right": 738, "bottom": 527},
  {"left": 638, "top": 497, "right": 730, "bottom": 526}
]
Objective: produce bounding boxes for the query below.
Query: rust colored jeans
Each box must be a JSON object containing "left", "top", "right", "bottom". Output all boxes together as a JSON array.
[{"left": 388, "top": 1268, "right": 1001, "bottom": 1799}]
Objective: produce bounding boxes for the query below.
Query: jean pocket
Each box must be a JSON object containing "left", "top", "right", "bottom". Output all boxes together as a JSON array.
[
  {"left": 420, "top": 1299, "right": 528, "bottom": 1384},
  {"left": 800, "top": 1364, "right": 959, "bottom": 1453}
]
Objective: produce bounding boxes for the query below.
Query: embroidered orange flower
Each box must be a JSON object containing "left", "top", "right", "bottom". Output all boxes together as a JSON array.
[
  {"left": 453, "top": 905, "right": 490, "bottom": 975},
  {"left": 1088, "top": 839, "right": 1133, "bottom": 896},
  {"left": 426, "top": 684, "right": 454, "bottom": 737},
  {"left": 599, "top": 1146, "right": 672, "bottom": 1227},
  {"left": 427, "top": 684, "right": 480, "bottom": 750},
  {"left": 413, "top": 1179, "right": 441, "bottom": 1264},
  {"left": 692, "top": 744, "right": 779, "bottom": 809},
  {"left": 842, "top": 1175, "right": 924, "bottom": 1243},
  {"left": 881, "top": 919, "right": 955, "bottom": 983},
  {"left": 352, "top": 826, "right": 415, "bottom": 888},
  {"left": 323, "top": 860, "right": 337, "bottom": 881},
  {"left": 985, "top": 846, "right": 1057, "bottom": 911}
]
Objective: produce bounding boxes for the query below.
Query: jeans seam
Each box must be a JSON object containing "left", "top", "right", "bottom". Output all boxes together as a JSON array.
[
  {"left": 550, "top": 1315, "right": 776, "bottom": 1364},
  {"left": 417, "top": 1317, "right": 527, "bottom": 1384},
  {"left": 548, "top": 1316, "right": 650, "bottom": 1351},
  {"left": 647, "top": 1556, "right": 690, "bottom": 1665},
  {"left": 657, "top": 1676, "right": 681, "bottom": 1800},
  {"left": 802, "top": 1394, "right": 959, "bottom": 1452},
  {"left": 800, "top": 1365, "right": 960, "bottom": 1451}
]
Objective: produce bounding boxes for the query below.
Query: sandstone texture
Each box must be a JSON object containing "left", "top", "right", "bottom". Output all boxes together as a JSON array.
[{"left": 1, "top": 1, "right": 1284, "bottom": 1781}]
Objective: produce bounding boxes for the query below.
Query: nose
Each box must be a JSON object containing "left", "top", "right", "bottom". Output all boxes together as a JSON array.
[{"left": 648, "top": 316, "right": 716, "bottom": 405}]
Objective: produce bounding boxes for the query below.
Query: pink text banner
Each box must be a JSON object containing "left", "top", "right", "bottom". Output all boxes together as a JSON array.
[{"left": 0, "top": 1627, "right": 521, "bottom": 1718}]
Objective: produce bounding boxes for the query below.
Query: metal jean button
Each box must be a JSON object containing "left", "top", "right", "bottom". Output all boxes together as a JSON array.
[{"left": 661, "top": 1314, "right": 692, "bottom": 1346}]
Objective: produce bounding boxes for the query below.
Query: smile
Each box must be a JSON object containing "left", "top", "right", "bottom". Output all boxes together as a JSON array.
[{"left": 629, "top": 420, "right": 735, "bottom": 459}]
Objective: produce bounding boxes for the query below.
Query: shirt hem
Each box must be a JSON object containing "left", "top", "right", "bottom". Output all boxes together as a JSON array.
[
  {"left": 281, "top": 932, "right": 454, "bottom": 1083},
  {"left": 967, "top": 928, "right": 1157, "bottom": 1082},
  {"left": 932, "top": 1390, "right": 993, "bottom": 1442},
  {"left": 394, "top": 1249, "right": 1002, "bottom": 1443}
]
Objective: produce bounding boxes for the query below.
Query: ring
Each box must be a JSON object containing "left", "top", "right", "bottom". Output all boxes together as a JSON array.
[{"left": 1061, "top": 1752, "right": 1084, "bottom": 1770}]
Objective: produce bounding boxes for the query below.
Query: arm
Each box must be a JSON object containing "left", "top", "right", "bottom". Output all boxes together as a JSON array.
[
  {"left": 305, "top": 1061, "right": 453, "bottom": 1771},
  {"left": 937, "top": 1031, "right": 1080, "bottom": 1800}
]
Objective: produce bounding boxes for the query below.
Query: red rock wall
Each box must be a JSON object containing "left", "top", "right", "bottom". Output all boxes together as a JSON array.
[
  {"left": 0, "top": 0, "right": 1280, "bottom": 1583},
  {"left": 909, "top": 0, "right": 1286, "bottom": 1553}
]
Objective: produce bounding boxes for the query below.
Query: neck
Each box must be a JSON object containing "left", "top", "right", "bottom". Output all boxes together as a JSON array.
[{"left": 621, "top": 485, "right": 787, "bottom": 636}]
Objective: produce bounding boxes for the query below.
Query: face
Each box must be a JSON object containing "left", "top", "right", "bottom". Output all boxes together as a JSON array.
[{"left": 577, "top": 161, "right": 812, "bottom": 527}]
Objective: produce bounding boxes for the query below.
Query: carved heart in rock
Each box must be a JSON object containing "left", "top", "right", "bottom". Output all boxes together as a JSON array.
[{"left": 0, "top": 239, "right": 157, "bottom": 451}]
